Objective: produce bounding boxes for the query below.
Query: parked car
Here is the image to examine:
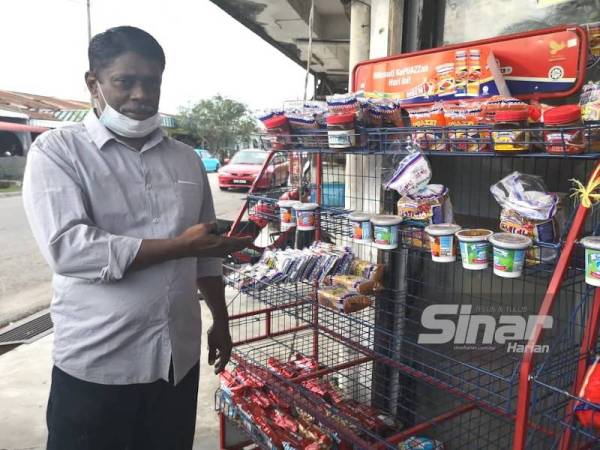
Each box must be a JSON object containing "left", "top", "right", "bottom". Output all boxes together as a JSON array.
[
  {"left": 218, "top": 149, "right": 288, "bottom": 190},
  {"left": 194, "top": 149, "right": 220, "bottom": 172}
]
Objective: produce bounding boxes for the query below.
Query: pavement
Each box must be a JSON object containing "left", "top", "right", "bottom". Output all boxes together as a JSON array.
[{"left": 0, "top": 172, "right": 250, "bottom": 450}]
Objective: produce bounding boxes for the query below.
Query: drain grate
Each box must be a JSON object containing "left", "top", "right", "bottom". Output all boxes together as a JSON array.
[{"left": 0, "top": 311, "right": 53, "bottom": 345}]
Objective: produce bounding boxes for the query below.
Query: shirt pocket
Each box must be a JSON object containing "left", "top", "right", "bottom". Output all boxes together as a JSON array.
[{"left": 174, "top": 180, "right": 202, "bottom": 226}]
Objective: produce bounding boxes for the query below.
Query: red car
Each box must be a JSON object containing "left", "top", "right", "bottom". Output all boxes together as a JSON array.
[{"left": 218, "top": 149, "right": 288, "bottom": 191}]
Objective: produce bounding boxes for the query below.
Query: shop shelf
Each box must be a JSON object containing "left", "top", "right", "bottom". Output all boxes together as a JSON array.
[{"left": 218, "top": 329, "right": 516, "bottom": 449}]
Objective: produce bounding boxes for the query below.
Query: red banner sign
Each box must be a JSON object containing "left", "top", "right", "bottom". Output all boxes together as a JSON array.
[{"left": 352, "top": 25, "right": 588, "bottom": 106}]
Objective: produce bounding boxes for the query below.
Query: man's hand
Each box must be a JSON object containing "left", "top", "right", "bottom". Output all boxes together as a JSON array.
[
  {"left": 207, "top": 320, "right": 232, "bottom": 374},
  {"left": 176, "top": 223, "right": 252, "bottom": 258}
]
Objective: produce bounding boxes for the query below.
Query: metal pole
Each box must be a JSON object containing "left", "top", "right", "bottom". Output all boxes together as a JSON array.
[{"left": 86, "top": 0, "right": 92, "bottom": 42}]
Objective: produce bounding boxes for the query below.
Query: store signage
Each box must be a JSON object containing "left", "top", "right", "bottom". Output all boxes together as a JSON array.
[{"left": 353, "top": 25, "right": 588, "bottom": 106}]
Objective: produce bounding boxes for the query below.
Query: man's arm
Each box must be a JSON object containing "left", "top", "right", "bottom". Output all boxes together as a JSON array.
[
  {"left": 197, "top": 276, "right": 231, "bottom": 374},
  {"left": 23, "top": 137, "right": 249, "bottom": 282}
]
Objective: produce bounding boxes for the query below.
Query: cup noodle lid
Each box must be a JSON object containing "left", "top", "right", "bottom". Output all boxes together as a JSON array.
[
  {"left": 489, "top": 232, "right": 532, "bottom": 249},
  {"left": 581, "top": 236, "right": 600, "bottom": 251},
  {"left": 278, "top": 200, "right": 300, "bottom": 208},
  {"left": 371, "top": 215, "right": 402, "bottom": 226},
  {"left": 425, "top": 223, "right": 461, "bottom": 236},
  {"left": 456, "top": 229, "right": 494, "bottom": 242},
  {"left": 348, "top": 212, "right": 372, "bottom": 222},
  {"left": 294, "top": 202, "right": 319, "bottom": 211}
]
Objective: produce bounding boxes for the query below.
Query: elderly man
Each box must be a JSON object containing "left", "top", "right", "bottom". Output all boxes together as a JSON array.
[{"left": 23, "top": 26, "right": 250, "bottom": 450}]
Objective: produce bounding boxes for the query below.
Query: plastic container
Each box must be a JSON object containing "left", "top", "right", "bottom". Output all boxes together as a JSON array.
[
  {"left": 371, "top": 215, "right": 402, "bottom": 250},
  {"left": 425, "top": 223, "right": 462, "bottom": 263},
  {"left": 492, "top": 110, "right": 530, "bottom": 153},
  {"left": 456, "top": 229, "right": 493, "bottom": 270},
  {"left": 581, "top": 236, "right": 600, "bottom": 287},
  {"left": 489, "top": 233, "right": 532, "bottom": 278},
  {"left": 544, "top": 105, "right": 585, "bottom": 155},
  {"left": 294, "top": 203, "right": 319, "bottom": 231},
  {"left": 278, "top": 200, "right": 299, "bottom": 231},
  {"left": 327, "top": 113, "right": 356, "bottom": 149},
  {"left": 263, "top": 116, "right": 291, "bottom": 150},
  {"left": 348, "top": 212, "right": 372, "bottom": 243}
]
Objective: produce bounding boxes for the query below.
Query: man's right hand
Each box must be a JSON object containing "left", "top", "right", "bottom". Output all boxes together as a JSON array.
[{"left": 175, "top": 223, "right": 252, "bottom": 258}]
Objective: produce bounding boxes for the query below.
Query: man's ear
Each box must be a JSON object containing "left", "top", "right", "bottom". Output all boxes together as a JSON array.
[{"left": 85, "top": 71, "right": 98, "bottom": 98}]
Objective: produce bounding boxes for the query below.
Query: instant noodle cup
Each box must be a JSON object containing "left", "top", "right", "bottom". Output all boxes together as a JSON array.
[
  {"left": 489, "top": 233, "right": 532, "bottom": 278},
  {"left": 456, "top": 229, "right": 493, "bottom": 270},
  {"left": 581, "top": 236, "right": 600, "bottom": 287},
  {"left": 294, "top": 203, "right": 319, "bottom": 231},
  {"left": 425, "top": 224, "right": 461, "bottom": 263},
  {"left": 371, "top": 215, "right": 402, "bottom": 250},
  {"left": 278, "top": 200, "right": 299, "bottom": 231},
  {"left": 348, "top": 212, "right": 372, "bottom": 243}
]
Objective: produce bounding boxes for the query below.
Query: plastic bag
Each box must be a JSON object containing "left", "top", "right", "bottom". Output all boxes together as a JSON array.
[
  {"left": 397, "top": 184, "right": 454, "bottom": 226},
  {"left": 398, "top": 436, "right": 444, "bottom": 450},
  {"left": 490, "top": 172, "right": 559, "bottom": 221},
  {"left": 385, "top": 152, "right": 432, "bottom": 196},
  {"left": 575, "top": 355, "right": 600, "bottom": 430}
]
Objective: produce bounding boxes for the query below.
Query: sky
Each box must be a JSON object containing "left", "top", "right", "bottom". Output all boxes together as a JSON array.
[{"left": 1, "top": 0, "right": 313, "bottom": 114}]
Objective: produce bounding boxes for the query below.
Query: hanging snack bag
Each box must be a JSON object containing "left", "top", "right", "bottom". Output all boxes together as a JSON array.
[
  {"left": 575, "top": 356, "right": 600, "bottom": 430},
  {"left": 385, "top": 152, "right": 432, "bottom": 196},
  {"left": 397, "top": 184, "right": 454, "bottom": 227},
  {"left": 490, "top": 172, "right": 559, "bottom": 222},
  {"left": 317, "top": 286, "right": 372, "bottom": 313},
  {"left": 326, "top": 93, "right": 360, "bottom": 116},
  {"left": 444, "top": 102, "right": 489, "bottom": 152},
  {"left": 258, "top": 110, "right": 291, "bottom": 150},
  {"left": 580, "top": 81, "right": 600, "bottom": 151},
  {"left": 408, "top": 103, "right": 446, "bottom": 151}
]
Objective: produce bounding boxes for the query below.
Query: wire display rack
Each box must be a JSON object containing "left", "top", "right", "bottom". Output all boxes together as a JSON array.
[{"left": 220, "top": 124, "right": 600, "bottom": 449}]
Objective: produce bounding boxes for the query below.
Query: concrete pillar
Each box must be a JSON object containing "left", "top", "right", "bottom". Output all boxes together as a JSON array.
[{"left": 348, "top": 1, "right": 371, "bottom": 91}]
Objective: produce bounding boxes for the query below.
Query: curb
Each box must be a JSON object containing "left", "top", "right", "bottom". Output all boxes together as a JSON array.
[{"left": 0, "top": 192, "right": 21, "bottom": 198}]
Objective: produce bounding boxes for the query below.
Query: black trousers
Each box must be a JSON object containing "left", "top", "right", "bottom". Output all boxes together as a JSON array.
[{"left": 46, "top": 363, "right": 199, "bottom": 450}]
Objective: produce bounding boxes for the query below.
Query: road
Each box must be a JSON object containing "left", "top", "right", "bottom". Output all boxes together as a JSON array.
[{"left": 0, "top": 173, "right": 246, "bottom": 326}]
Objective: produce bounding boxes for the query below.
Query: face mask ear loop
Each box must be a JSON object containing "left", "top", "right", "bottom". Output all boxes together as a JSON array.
[{"left": 96, "top": 82, "right": 108, "bottom": 113}]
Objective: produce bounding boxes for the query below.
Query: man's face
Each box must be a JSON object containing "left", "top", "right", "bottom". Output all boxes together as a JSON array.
[{"left": 85, "top": 51, "right": 162, "bottom": 121}]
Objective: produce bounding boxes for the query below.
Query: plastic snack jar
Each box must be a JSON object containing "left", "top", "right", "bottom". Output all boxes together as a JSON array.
[
  {"left": 327, "top": 113, "right": 356, "bottom": 149},
  {"left": 544, "top": 105, "right": 585, "bottom": 155},
  {"left": 492, "top": 110, "right": 530, "bottom": 153}
]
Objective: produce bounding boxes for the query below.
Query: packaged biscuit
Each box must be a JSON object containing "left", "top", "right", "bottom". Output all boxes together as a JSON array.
[
  {"left": 317, "top": 286, "right": 372, "bottom": 313},
  {"left": 323, "top": 274, "right": 377, "bottom": 294},
  {"left": 407, "top": 103, "right": 447, "bottom": 151},
  {"left": 347, "top": 259, "right": 384, "bottom": 285},
  {"left": 443, "top": 102, "right": 489, "bottom": 152}
]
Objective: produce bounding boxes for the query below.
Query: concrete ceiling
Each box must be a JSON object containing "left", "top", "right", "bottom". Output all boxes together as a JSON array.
[{"left": 210, "top": 0, "right": 351, "bottom": 93}]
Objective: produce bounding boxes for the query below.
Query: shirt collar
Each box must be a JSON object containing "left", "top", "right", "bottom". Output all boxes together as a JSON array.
[{"left": 83, "top": 110, "right": 166, "bottom": 152}]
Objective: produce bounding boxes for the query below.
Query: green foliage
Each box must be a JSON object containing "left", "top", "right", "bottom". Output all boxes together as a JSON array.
[{"left": 178, "top": 95, "right": 257, "bottom": 159}]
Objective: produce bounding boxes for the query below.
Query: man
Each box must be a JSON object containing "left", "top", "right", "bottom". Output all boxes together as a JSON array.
[{"left": 22, "top": 26, "right": 250, "bottom": 450}]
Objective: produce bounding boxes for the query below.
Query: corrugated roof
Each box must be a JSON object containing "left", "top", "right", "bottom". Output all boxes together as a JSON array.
[
  {"left": 54, "top": 109, "right": 178, "bottom": 129},
  {"left": 0, "top": 90, "right": 176, "bottom": 128},
  {"left": 0, "top": 90, "right": 89, "bottom": 120}
]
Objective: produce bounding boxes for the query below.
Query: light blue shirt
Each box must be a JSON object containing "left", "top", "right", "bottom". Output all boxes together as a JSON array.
[{"left": 23, "top": 112, "right": 222, "bottom": 385}]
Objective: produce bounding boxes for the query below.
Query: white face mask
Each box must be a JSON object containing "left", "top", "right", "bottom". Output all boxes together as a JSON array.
[{"left": 96, "top": 83, "right": 161, "bottom": 138}]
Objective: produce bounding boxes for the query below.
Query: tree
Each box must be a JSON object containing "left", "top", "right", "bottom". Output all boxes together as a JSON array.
[{"left": 178, "top": 95, "right": 258, "bottom": 160}]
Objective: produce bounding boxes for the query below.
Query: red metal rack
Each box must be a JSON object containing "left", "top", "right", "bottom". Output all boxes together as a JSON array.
[{"left": 218, "top": 125, "right": 600, "bottom": 449}]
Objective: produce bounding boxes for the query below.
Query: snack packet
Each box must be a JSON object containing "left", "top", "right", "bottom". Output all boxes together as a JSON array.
[
  {"left": 407, "top": 103, "right": 446, "bottom": 151},
  {"left": 317, "top": 286, "right": 372, "bottom": 313},
  {"left": 385, "top": 152, "right": 432, "bottom": 196}
]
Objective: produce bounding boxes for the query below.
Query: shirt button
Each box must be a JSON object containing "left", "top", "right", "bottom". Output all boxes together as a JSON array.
[{"left": 153, "top": 218, "right": 159, "bottom": 224}]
